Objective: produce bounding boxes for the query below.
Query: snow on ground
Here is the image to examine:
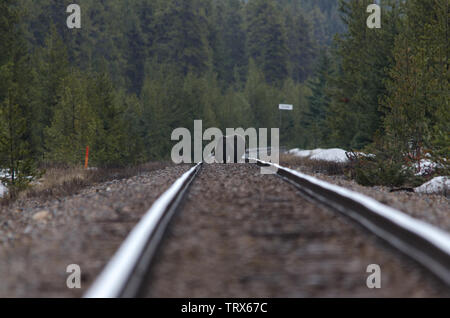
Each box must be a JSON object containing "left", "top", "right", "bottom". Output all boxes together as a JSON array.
[
  {"left": 401, "top": 159, "right": 444, "bottom": 176},
  {"left": 0, "top": 170, "right": 7, "bottom": 198},
  {"left": 288, "top": 148, "right": 349, "bottom": 163},
  {"left": 413, "top": 159, "right": 439, "bottom": 176},
  {"left": 415, "top": 176, "right": 449, "bottom": 195},
  {"left": 0, "top": 184, "right": 6, "bottom": 198},
  {"left": 0, "top": 169, "right": 37, "bottom": 198}
]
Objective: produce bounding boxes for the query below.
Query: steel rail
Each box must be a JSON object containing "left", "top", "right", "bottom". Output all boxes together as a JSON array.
[
  {"left": 254, "top": 159, "right": 450, "bottom": 286},
  {"left": 84, "top": 163, "right": 203, "bottom": 298}
]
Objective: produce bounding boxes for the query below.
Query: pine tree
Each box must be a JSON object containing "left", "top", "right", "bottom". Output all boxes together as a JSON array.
[
  {"left": 284, "top": 8, "right": 317, "bottom": 83},
  {"left": 45, "top": 71, "right": 96, "bottom": 165},
  {"left": 211, "top": 0, "right": 247, "bottom": 86},
  {"left": 382, "top": 0, "right": 449, "bottom": 173},
  {"left": 244, "top": 60, "right": 279, "bottom": 129},
  {"left": 304, "top": 51, "right": 333, "bottom": 148},
  {"left": 0, "top": 82, "right": 39, "bottom": 194},
  {"left": 120, "top": 92, "right": 145, "bottom": 164},
  {"left": 246, "top": 0, "right": 289, "bottom": 84},
  {"left": 32, "top": 26, "right": 71, "bottom": 159},
  {"left": 140, "top": 63, "right": 185, "bottom": 160},
  {"left": 327, "top": 0, "right": 401, "bottom": 149},
  {"left": 124, "top": 21, "right": 146, "bottom": 95},
  {"left": 0, "top": 2, "right": 40, "bottom": 194},
  {"left": 153, "top": 0, "right": 211, "bottom": 76},
  {"left": 88, "top": 72, "right": 128, "bottom": 167}
]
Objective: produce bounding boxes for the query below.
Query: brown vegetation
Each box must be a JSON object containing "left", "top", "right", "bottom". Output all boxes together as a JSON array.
[{"left": 1, "top": 162, "right": 170, "bottom": 206}]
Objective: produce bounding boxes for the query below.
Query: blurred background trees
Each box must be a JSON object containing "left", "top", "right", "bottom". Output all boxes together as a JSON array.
[{"left": 0, "top": 0, "right": 447, "bottom": 187}]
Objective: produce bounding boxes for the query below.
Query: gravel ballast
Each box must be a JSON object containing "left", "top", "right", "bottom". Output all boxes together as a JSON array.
[
  {"left": 143, "top": 164, "right": 449, "bottom": 298},
  {"left": 0, "top": 162, "right": 448, "bottom": 298}
]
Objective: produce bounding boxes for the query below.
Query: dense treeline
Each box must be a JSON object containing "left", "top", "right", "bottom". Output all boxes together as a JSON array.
[
  {"left": 0, "top": 0, "right": 448, "bottom": 191},
  {"left": 306, "top": 0, "right": 449, "bottom": 185},
  {"left": 0, "top": 0, "right": 342, "bottom": 191}
]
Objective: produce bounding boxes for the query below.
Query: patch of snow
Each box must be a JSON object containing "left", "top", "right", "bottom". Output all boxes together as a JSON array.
[
  {"left": 0, "top": 169, "right": 9, "bottom": 178},
  {"left": 0, "top": 183, "right": 6, "bottom": 198},
  {"left": 289, "top": 148, "right": 349, "bottom": 163},
  {"left": 415, "top": 176, "right": 449, "bottom": 195},
  {"left": 0, "top": 170, "right": 7, "bottom": 198},
  {"left": 0, "top": 169, "right": 33, "bottom": 198},
  {"left": 310, "top": 148, "right": 349, "bottom": 163},
  {"left": 402, "top": 159, "right": 442, "bottom": 176},
  {"left": 414, "top": 159, "right": 439, "bottom": 176}
]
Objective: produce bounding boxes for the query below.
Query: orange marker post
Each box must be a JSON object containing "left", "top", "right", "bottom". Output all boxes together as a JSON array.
[{"left": 84, "top": 146, "right": 90, "bottom": 169}]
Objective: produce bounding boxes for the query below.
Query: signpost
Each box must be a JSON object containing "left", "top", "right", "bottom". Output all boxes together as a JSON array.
[
  {"left": 279, "top": 104, "right": 293, "bottom": 130},
  {"left": 279, "top": 104, "right": 293, "bottom": 146},
  {"left": 279, "top": 104, "right": 293, "bottom": 111}
]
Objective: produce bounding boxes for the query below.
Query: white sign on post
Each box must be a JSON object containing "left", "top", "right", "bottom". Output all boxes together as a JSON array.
[{"left": 279, "top": 104, "right": 293, "bottom": 111}]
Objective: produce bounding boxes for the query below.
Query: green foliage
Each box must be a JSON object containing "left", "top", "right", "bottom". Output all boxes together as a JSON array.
[
  {"left": 210, "top": 0, "right": 247, "bottom": 86},
  {"left": 303, "top": 51, "right": 333, "bottom": 148},
  {"left": 0, "top": 91, "right": 41, "bottom": 194},
  {"left": 246, "top": 0, "right": 289, "bottom": 85},
  {"left": 140, "top": 63, "right": 185, "bottom": 160},
  {"left": 351, "top": 140, "right": 420, "bottom": 188},
  {"left": 0, "top": 2, "right": 41, "bottom": 195},
  {"left": 381, "top": 0, "right": 449, "bottom": 179},
  {"left": 45, "top": 71, "right": 95, "bottom": 165},
  {"left": 297, "top": 0, "right": 448, "bottom": 187},
  {"left": 153, "top": 0, "right": 211, "bottom": 76},
  {"left": 244, "top": 60, "right": 280, "bottom": 129},
  {"left": 284, "top": 6, "right": 317, "bottom": 82},
  {"left": 354, "top": 161, "right": 409, "bottom": 187},
  {"left": 4, "top": 0, "right": 447, "bottom": 192},
  {"left": 326, "top": 0, "right": 401, "bottom": 150},
  {"left": 88, "top": 73, "right": 130, "bottom": 167}
]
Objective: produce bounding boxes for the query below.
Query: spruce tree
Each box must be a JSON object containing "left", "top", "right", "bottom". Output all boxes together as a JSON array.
[
  {"left": 45, "top": 71, "right": 96, "bottom": 165},
  {"left": 382, "top": 0, "right": 449, "bottom": 173},
  {"left": 304, "top": 51, "right": 333, "bottom": 148},
  {"left": 211, "top": 0, "right": 247, "bottom": 86},
  {"left": 327, "top": 0, "right": 401, "bottom": 149},
  {"left": 0, "top": 2, "right": 40, "bottom": 194},
  {"left": 88, "top": 72, "right": 128, "bottom": 167},
  {"left": 32, "top": 26, "right": 71, "bottom": 159},
  {"left": 246, "top": 0, "right": 289, "bottom": 84},
  {"left": 286, "top": 9, "right": 317, "bottom": 83},
  {"left": 153, "top": 0, "right": 211, "bottom": 76}
]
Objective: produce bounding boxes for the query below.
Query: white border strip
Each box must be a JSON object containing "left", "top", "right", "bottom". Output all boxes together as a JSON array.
[
  {"left": 258, "top": 160, "right": 450, "bottom": 255},
  {"left": 84, "top": 163, "right": 201, "bottom": 298}
]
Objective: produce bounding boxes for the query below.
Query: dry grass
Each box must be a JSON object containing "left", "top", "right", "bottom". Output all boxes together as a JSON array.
[
  {"left": 1, "top": 162, "right": 171, "bottom": 206},
  {"left": 279, "top": 154, "right": 349, "bottom": 176}
]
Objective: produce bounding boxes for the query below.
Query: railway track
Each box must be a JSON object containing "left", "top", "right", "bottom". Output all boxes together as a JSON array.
[
  {"left": 85, "top": 161, "right": 450, "bottom": 298},
  {"left": 84, "top": 163, "right": 202, "bottom": 298}
]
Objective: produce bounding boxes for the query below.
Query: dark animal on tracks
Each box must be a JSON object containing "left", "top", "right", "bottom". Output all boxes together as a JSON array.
[{"left": 215, "top": 135, "right": 246, "bottom": 163}]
